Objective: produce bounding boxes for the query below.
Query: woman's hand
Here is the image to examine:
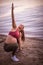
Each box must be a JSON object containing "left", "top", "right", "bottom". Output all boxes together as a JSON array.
[
  {"left": 18, "top": 48, "right": 22, "bottom": 51},
  {"left": 12, "top": 3, "right": 14, "bottom": 10}
]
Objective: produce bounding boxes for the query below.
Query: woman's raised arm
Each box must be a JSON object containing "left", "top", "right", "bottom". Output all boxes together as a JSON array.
[{"left": 11, "top": 3, "right": 17, "bottom": 28}]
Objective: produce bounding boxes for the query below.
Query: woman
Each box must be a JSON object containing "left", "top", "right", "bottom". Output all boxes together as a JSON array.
[{"left": 4, "top": 3, "right": 25, "bottom": 62}]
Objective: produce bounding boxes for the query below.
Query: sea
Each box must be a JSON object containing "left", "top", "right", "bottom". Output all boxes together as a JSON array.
[{"left": 0, "top": 5, "right": 43, "bottom": 39}]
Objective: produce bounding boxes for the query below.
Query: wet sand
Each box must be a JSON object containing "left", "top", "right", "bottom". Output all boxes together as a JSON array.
[{"left": 0, "top": 35, "right": 43, "bottom": 65}]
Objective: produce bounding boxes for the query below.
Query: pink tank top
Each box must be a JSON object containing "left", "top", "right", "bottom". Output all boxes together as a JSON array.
[{"left": 9, "top": 29, "right": 20, "bottom": 39}]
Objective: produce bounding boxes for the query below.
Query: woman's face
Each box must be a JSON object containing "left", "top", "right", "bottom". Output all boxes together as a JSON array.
[{"left": 18, "top": 25, "right": 24, "bottom": 31}]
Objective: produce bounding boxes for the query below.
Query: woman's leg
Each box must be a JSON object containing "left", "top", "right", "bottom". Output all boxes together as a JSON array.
[
  {"left": 4, "top": 43, "right": 18, "bottom": 53},
  {"left": 4, "top": 43, "right": 19, "bottom": 61},
  {"left": 12, "top": 43, "right": 18, "bottom": 56},
  {"left": 10, "top": 43, "right": 19, "bottom": 61}
]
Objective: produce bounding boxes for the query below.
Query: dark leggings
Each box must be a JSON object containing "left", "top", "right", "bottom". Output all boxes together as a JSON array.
[{"left": 4, "top": 43, "right": 18, "bottom": 56}]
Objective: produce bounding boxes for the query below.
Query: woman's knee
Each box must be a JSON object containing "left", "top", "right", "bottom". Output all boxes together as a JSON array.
[
  {"left": 14, "top": 43, "right": 18, "bottom": 49},
  {"left": 12, "top": 43, "right": 18, "bottom": 52}
]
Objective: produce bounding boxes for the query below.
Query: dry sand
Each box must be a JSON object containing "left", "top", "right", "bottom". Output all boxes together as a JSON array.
[{"left": 0, "top": 35, "right": 43, "bottom": 65}]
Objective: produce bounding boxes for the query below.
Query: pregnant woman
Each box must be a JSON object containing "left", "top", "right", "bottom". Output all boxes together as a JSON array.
[{"left": 4, "top": 3, "right": 25, "bottom": 62}]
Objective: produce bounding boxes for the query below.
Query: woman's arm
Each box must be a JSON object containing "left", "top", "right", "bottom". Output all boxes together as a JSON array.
[
  {"left": 17, "top": 37, "right": 22, "bottom": 51},
  {"left": 11, "top": 3, "right": 17, "bottom": 28}
]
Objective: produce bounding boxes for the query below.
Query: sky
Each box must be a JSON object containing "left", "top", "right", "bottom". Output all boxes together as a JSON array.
[
  {"left": 0, "top": 0, "right": 43, "bottom": 18},
  {"left": 0, "top": 0, "right": 43, "bottom": 8}
]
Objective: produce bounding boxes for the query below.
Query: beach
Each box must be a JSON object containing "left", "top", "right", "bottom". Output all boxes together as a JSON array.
[
  {"left": 0, "top": 0, "right": 43, "bottom": 65},
  {"left": 0, "top": 35, "right": 43, "bottom": 65}
]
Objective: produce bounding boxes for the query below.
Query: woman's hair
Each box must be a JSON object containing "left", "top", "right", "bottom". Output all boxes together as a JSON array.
[{"left": 20, "top": 30, "right": 25, "bottom": 41}]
